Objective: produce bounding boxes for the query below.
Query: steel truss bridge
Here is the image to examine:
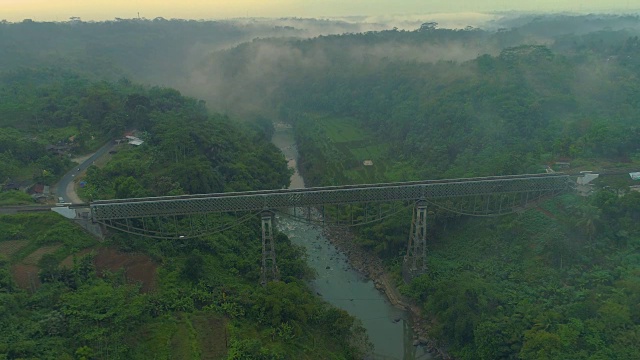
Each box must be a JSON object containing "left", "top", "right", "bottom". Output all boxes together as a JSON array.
[{"left": 89, "top": 173, "right": 571, "bottom": 284}]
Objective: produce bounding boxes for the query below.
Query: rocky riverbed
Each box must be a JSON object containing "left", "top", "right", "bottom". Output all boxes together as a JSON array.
[
  {"left": 272, "top": 122, "right": 445, "bottom": 359},
  {"left": 321, "top": 225, "right": 451, "bottom": 359}
]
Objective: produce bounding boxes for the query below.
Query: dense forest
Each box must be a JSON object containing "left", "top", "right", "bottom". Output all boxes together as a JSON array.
[
  {"left": 0, "top": 17, "right": 390, "bottom": 88},
  {"left": 197, "top": 15, "right": 640, "bottom": 359},
  {"left": 0, "top": 68, "right": 290, "bottom": 193},
  {"left": 202, "top": 21, "right": 640, "bottom": 182},
  {"left": 0, "top": 212, "right": 370, "bottom": 359},
  {"left": 0, "top": 71, "right": 369, "bottom": 358},
  {"left": 1, "top": 13, "right": 640, "bottom": 360}
]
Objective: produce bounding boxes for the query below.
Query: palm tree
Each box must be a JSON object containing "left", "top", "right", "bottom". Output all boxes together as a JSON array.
[{"left": 574, "top": 203, "right": 602, "bottom": 251}]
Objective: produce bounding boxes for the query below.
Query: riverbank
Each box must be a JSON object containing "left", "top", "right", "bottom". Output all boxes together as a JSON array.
[
  {"left": 322, "top": 225, "right": 451, "bottom": 359},
  {"left": 273, "top": 124, "right": 434, "bottom": 358},
  {"left": 288, "top": 127, "right": 449, "bottom": 357}
]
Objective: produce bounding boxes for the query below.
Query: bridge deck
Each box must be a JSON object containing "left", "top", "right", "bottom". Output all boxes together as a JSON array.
[{"left": 90, "top": 174, "right": 570, "bottom": 221}]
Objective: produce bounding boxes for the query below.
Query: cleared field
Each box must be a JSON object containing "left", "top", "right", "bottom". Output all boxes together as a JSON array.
[
  {"left": 299, "top": 113, "right": 419, "bottom": 186},
  {"left": 0, "top": 191, "right": 34, "bottom": 205},
  {"left": 93, "top": 247, "right": 158, "bottom": 293},
  {"left": 319, "top": 117, "right": 369, "bottom": 143},
  {"left": 312, "top": 116, "right": 393, "bottom": 183},
  {"left": 350, "top": 144, "right": 387, "bottom": 160},
  {"left": 0, "top": 240, "right": 29, "bottom": 257},
  {"left": 11, "top": 264, "right": 40, "bottom": 290}
]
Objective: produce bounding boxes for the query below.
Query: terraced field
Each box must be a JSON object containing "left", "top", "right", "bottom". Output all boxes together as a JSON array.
[
  {"left": 0, "top": 240, "right": 29, "bottom": 257},
  {"left": 2, "top": 213, "right": 141, "bottom": 287},
  {"left": 1, "top": 212, "right": 227, "bottom": 358}
]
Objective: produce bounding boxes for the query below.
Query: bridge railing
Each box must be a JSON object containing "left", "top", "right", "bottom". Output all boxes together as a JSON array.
[{"left": 90, "top": 174, "right": 570, "bottom": 221}]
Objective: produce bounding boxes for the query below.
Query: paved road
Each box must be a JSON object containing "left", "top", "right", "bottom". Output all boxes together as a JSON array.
[
  {"left": 1, "top": 141, "right": 112, "bottom": 215},
  {"left": 53, "top": 141, "right": 115, "bottom": 204}
]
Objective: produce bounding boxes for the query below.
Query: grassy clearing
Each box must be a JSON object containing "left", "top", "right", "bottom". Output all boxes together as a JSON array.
[
  {"left": 132, "top": 316, "right": 177, "bottom": 359},
  {"left": 131, "top": 312, "right": 228, "bottom": 360},
  {"left": 39, "top": 126, "right": 78, "bottom": 144},
  {"left": 1, "top": 212, "right": 98, "bottom": 289},
  {"left": 0, "top": 191, "right": 34, "bottom": 205},
  {"left": 192, "top": 314, "right": 228, "bottom": 359},
  {"left": 317, "top": 116, "right": 369, "bottom": 143},
  {"left": 349, "top": 144, "right": 387, "bottom": 160},
  {"left": 304, "top": 114, "right": 409, "bottom": 184},
  {"left": 170, "top": 315, "right": 194, "bottom": 360}
]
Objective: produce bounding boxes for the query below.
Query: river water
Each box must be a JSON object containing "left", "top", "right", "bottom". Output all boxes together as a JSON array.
[{"left": 271, "top": 124, "right": 432, "bottom": 359}]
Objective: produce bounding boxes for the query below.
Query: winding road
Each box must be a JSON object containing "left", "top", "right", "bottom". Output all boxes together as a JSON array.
[{"left": 53, "top": 141, "right": 115, "bottom": 204}]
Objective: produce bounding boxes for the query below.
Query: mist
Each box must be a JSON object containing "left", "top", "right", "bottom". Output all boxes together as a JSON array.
[
  {"left": 168, "top": 13, "right": 639, "bottom": 119},
  {"left": 2, "top": 12, "right": 640, "bottom": 120},
  {"left": 177, "top": 36, "right": 500, "bottom": 116}
]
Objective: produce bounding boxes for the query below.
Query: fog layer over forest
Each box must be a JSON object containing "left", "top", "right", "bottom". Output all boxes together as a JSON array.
[
  {"left": 3, "top": 13, "right": 640, "bottom": 116},
  {"left": 2, "top": 11, "right": 640, "bottom": 360}
]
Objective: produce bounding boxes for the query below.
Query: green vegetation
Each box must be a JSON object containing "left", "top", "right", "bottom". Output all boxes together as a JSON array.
[
  {"left": 0, "top": 72, "right": 368, "bottom": 359},
  {"left": 2, "top": 14, "right": 640, "bottom": 359},
  {"left": 0, "top": 68, "right": 291, "bottom": 195},
  {"left": 285, "top": 41, "right": 640, "bottom": 183},
  {"left": 401, "top": 192, "right": 640, "bottom": 359},
  {"left": 0, "top": 69, "right": 111, "bottom": 184},
  {"left": 295, "top": 114, "right": 415, "bottom": 186},
  {"left": 207, "top": 17, "right": 640, "bottom": 358},
  {"left": 0, "top": 212, "right": 369, "bottom": 359},
  {"left": 0, "top": 191, "right": 33, "bottom": 205},
  {"left": 0, "top": 212, "right": 95, "bottom": 261}
]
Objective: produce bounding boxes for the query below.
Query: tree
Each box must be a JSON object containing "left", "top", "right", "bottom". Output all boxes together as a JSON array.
[
  {"left": 113, "top": 176, "right": 147, "bottom": 198},
  {"left": 182, "top": 250, "right": 205, "bottom": 283},
  {"left": 573, "top": 203, "right": 602, "bottom": 245},
  {"left": 519, "top": 330, "right": 565, "bottom": 360},
  {"left": 419, "top": 22, "right": 438, "bottom": 31}
]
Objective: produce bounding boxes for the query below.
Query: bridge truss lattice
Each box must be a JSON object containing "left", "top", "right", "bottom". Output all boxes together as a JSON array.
[
  {"left": 89, "top": 173, "right": 570, "bottom": 282},
  {"left": 92, "top": 174, "right": 569, "bottom": 223}
]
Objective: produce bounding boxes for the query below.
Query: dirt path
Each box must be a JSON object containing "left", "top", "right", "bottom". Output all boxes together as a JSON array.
[
  {"left": 66, "top": 179, "right": 83, "bottom": 204},
  {"left": 22, "top": 244, "right": 63, "bottom": 265}
]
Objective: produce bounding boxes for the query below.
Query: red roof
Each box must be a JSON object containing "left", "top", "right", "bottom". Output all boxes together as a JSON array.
[{"left": 29, "top": 183, "right": 45, "bottom": 194}]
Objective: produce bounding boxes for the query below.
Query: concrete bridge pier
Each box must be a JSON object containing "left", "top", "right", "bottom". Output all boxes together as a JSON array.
[
  {"left": 260, "top": 211, "right": 279, "bottom": 286},
  {"left": 403, "top": 201, "right": 428, "bottom": 282}
]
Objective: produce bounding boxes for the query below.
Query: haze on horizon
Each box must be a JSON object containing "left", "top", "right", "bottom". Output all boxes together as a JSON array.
[{"left": 2, "top": 0, "right": 638, "bottom": 22}]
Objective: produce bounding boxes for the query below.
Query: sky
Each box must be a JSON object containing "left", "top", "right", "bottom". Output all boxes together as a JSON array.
[{"left": 1, "top": 0, "right": 637, "bottom": 22}]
